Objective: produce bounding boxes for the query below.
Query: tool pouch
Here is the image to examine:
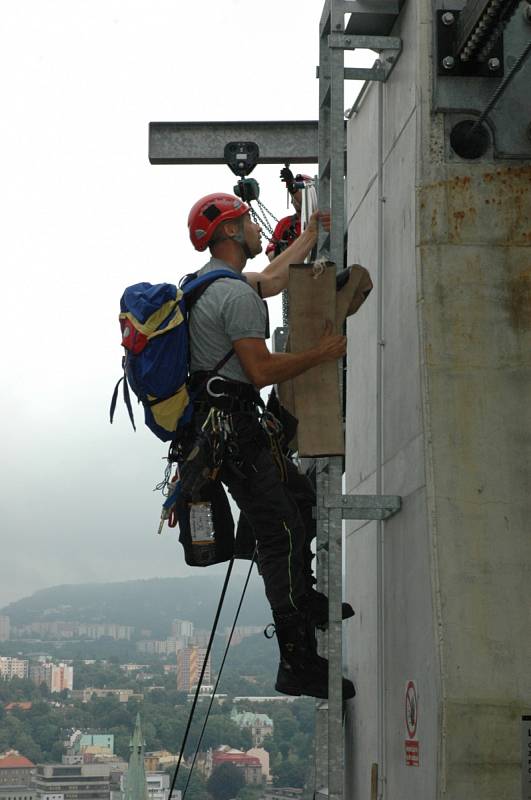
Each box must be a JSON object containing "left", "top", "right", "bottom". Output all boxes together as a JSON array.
[
  {"left": 266, "top": 388, "right": 298, "bottom": 450},
  {"left": 176, "top": 480, "right": 235, "bottom": 567}
]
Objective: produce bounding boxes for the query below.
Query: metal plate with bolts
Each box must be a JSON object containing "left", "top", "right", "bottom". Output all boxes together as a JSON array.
[
  {"left": 433, "top": 2, "right": 531, "bottom": 158},
  {"left": 436, "top": 10, "right": 504, "bottom": 77}
]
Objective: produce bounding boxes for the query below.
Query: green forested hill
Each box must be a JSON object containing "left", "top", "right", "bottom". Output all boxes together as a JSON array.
[{"left": 1, "top": 573, "right": 271, "bottom": 637}]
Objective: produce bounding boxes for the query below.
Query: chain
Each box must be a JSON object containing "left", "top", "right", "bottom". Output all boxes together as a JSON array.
[
  {"left": 249, "top": 202, "right": 276, "bottom": 238},
  {"left": 256, "top": 198, "right": 279, "bottom": 226}
]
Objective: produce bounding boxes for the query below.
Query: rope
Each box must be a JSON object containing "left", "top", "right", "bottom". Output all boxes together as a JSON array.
[
  {"left": 181, "top": 552, "right": 257, "bottom": 799},
  {"left": 470, "top": 39, "right": 531, "bottom": 135},
  {"left": 168, "top": 558, "right": 235, "bottom": 800},
  {"left": 311, "top": 259, "right": 328, "bottom": 279}
]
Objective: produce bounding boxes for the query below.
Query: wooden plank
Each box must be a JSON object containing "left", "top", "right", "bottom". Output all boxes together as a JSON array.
[
  {"left": 289, "top": 263, "right": 344, "bottom": 456},
  {"left": 277, "top": 262, "right": 372, "bottom": 457}
]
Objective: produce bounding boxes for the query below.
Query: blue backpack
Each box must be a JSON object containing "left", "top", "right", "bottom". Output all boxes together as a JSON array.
[{"left": 110, "top": 269, "right": 245, "bottom": 441}]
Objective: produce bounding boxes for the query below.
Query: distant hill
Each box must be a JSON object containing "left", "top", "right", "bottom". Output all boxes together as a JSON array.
[{"left": 1, "top": 573, "right": 271, "bottom": 637}]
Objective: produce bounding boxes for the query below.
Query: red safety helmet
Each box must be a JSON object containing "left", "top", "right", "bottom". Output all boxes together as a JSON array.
[{"left": 188, "top": 193, "right": 250, "bottom": 252}]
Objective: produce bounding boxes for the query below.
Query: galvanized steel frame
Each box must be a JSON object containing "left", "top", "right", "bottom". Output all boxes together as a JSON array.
[
  {"left": 315, "top": 4, "right": 346, "bottom": 799},
  {"left": 314, "top": 2, "right": 402, "bottom": 799}
]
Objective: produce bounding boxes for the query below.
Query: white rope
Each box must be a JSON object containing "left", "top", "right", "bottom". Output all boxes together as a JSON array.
[{"left": 311, "top": 258, "right": 328, "bottom": 279}]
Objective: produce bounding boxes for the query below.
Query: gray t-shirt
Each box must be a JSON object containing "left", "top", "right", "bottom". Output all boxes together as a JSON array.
[{"left": 188, "top": 257, "right": 267, "bottom": 384}]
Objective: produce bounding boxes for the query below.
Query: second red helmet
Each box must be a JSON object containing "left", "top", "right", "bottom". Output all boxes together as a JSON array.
[{"left": 188, "top": 193, "right": 250, "bottom": 252}]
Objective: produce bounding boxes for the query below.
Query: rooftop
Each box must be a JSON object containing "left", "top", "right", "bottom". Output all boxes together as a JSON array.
[
  {"left": 0, "top": 756, "right": 35, "bottom": 769},
  {"left": 4, "top": 703, "right": 32, "bottom": 712}
]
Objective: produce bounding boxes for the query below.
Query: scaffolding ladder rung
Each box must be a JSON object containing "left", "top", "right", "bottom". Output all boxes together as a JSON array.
[
  {"left": 328, "top": 32, "right": 402, "bottom": 51},
  {"left": 314, "top": 493, "right": 402, "bottom": 520}
]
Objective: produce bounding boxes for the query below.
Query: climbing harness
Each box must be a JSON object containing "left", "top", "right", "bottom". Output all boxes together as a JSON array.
[{"left": 178, "top": 407, "right": 233, "bottom": 498}]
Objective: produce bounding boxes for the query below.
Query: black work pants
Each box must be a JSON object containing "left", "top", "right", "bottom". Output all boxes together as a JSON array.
[{"left": 215, "top": 411, "right": 316, "bottom": 616}]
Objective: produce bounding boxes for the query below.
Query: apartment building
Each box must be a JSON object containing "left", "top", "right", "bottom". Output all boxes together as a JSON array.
[
  {"left": 176, "top": 647, "right": 211, "bottom": 693},
  {"left": 31, "top": 763, "right": 112, "bottom": 800},
  {"left": 0, "top": 617, "right": 10, "bottom": 642},
  {"left": 169, "top": 620, "right": 193, "bottom": 640},
  {"left": 30, "top": 662, "right": 73, "bottom": 693},
  {"left": 0, "top": 658, "right": 29, "bottom": 681}
]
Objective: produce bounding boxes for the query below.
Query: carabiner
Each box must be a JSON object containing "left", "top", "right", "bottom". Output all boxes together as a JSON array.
[{"left": 206, "top": 376, "right": 230, "bottom": 398}]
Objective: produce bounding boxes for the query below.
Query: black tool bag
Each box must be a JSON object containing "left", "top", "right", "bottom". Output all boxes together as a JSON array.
[
  {"left": 266, "top": 387, "right": 299, "bottom": 450},
  {"left": 176, "top": 479, "right": 235, "bottom": 567}
]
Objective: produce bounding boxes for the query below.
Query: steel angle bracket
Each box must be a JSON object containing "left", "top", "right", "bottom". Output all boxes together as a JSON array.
[
  {"left": 314, "top": 493, "right": 402, "bottom": 520},
  {"left": 329, "top": 32, "right": 402, "bottom": 82}
]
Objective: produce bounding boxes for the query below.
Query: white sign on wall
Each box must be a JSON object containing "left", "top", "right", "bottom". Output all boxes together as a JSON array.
[
  {"left": 405, "top": 680, "right": 419, "bottom": 767},
  {"left": 523, "top": 716, "right": 531, "bottom": 800}
]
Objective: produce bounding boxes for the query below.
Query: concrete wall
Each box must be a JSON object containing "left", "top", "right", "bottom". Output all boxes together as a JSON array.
[{"left": 343, "top": 1, "right": 531, "bottom": 798}]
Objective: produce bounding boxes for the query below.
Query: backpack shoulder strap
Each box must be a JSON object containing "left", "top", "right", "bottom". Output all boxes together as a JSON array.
[
  {"left": 184, "top": 270, "right": 247, "bottom": 389},
  {"left": 182, "top": 269, "right": 246, "bottom": 312}
]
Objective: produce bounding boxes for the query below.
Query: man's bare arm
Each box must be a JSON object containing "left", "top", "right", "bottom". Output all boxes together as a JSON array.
[
  {"left": 245, "top": 211, "right": 330, "bottom": 298},
  {"left": 232, "top": 320, "right": 346, "bottom": 389}
]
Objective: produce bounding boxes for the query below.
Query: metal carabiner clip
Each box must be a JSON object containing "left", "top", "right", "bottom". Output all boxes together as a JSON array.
[{"left": 206, "top": 376, "right": 229, "bottom": 398}]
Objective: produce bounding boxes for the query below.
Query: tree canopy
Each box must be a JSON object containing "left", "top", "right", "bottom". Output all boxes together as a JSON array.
[{"left": 207, "top": 762, "right": 245, "bottom": 800}]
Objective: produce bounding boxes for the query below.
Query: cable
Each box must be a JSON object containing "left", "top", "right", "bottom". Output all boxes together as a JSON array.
[
  {"left": 168, "top": 558, "right": 235, "bottom": 800},
  {"left": 181, "top": 552, "right": 257, "bottom": 799}
]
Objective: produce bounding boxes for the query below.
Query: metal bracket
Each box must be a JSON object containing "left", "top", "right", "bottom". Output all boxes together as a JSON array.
[
  {"left": 433, "top": 0, "right": 531, "bottom": 158},
  {"left": 436, "top": 9, "right": 504, "bottom": 77},
  {"left": 314, "top": 493, "right": 402, "bottom": 520},
  {"left": 328, "top": 32, "right": 402, "bottom": 82},
  {"left": 343, "top": 0, "right": 405, "bottom": 36}
]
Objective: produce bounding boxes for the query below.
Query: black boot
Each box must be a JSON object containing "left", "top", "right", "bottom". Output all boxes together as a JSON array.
[
  {"left": 273, "top": 612, "right": 355, "bottom": 700},
  {"left": 307, "top": 589, "right": 355, "bottom": 630}
]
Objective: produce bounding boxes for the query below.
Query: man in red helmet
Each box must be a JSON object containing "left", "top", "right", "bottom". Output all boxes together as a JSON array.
[
  {"left": 265, "top": 169, "right": 313, "bottom": 261},
  {"left": 185, "top": 192, "right": 354, "bottom": 701}
]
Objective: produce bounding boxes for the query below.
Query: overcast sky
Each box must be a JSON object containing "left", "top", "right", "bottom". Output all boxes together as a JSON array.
[{"left": 0, "top": 1, "right": 369, "bottom": 609}]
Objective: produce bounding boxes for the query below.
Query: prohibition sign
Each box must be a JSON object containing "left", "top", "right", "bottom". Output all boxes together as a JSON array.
[{"left": 405, "top": 681, "right": 418, "bottom": 739}]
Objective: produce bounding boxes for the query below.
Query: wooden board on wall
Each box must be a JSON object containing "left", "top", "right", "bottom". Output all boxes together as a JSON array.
[{"left": 289, "top": 263, "right": 344, "bottom": 456}]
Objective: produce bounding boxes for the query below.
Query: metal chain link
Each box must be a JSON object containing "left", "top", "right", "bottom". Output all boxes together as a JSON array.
[
  {"left": 248, "top": 201, "right": 276, "bottom": 238},
  {"left": 256, "top": 198, "right": 279, "bottom": 226}
]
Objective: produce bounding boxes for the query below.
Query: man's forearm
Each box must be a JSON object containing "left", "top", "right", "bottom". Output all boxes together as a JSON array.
[
  {"left": 251, "top": 348, "right": 321, "bottom": 389},
  {"left": 260, "top": 228, "right": 316, "bottom": 291}
]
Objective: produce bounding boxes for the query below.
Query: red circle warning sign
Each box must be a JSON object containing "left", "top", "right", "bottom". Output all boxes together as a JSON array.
[{"left": 405, "top": 681, "right": 418, "bottom": 739}]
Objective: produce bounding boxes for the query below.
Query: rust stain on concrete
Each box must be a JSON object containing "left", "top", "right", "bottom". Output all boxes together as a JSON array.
[
  {"left": 505, "top": 270, "right": 531, "bottom": 332},
  {"left": 421, "top": 164, "right": 531, "bottom": 245}
]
